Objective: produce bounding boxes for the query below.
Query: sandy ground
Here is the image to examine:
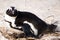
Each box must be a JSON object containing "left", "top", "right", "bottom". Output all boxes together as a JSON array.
[{"left": 0, "top": 0, "right": 60, "bottom": 40}]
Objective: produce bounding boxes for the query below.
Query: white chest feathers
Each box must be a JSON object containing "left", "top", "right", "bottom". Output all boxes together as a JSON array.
[{"left": 4, "top": 14, "right": 16, "bottom": 27}]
